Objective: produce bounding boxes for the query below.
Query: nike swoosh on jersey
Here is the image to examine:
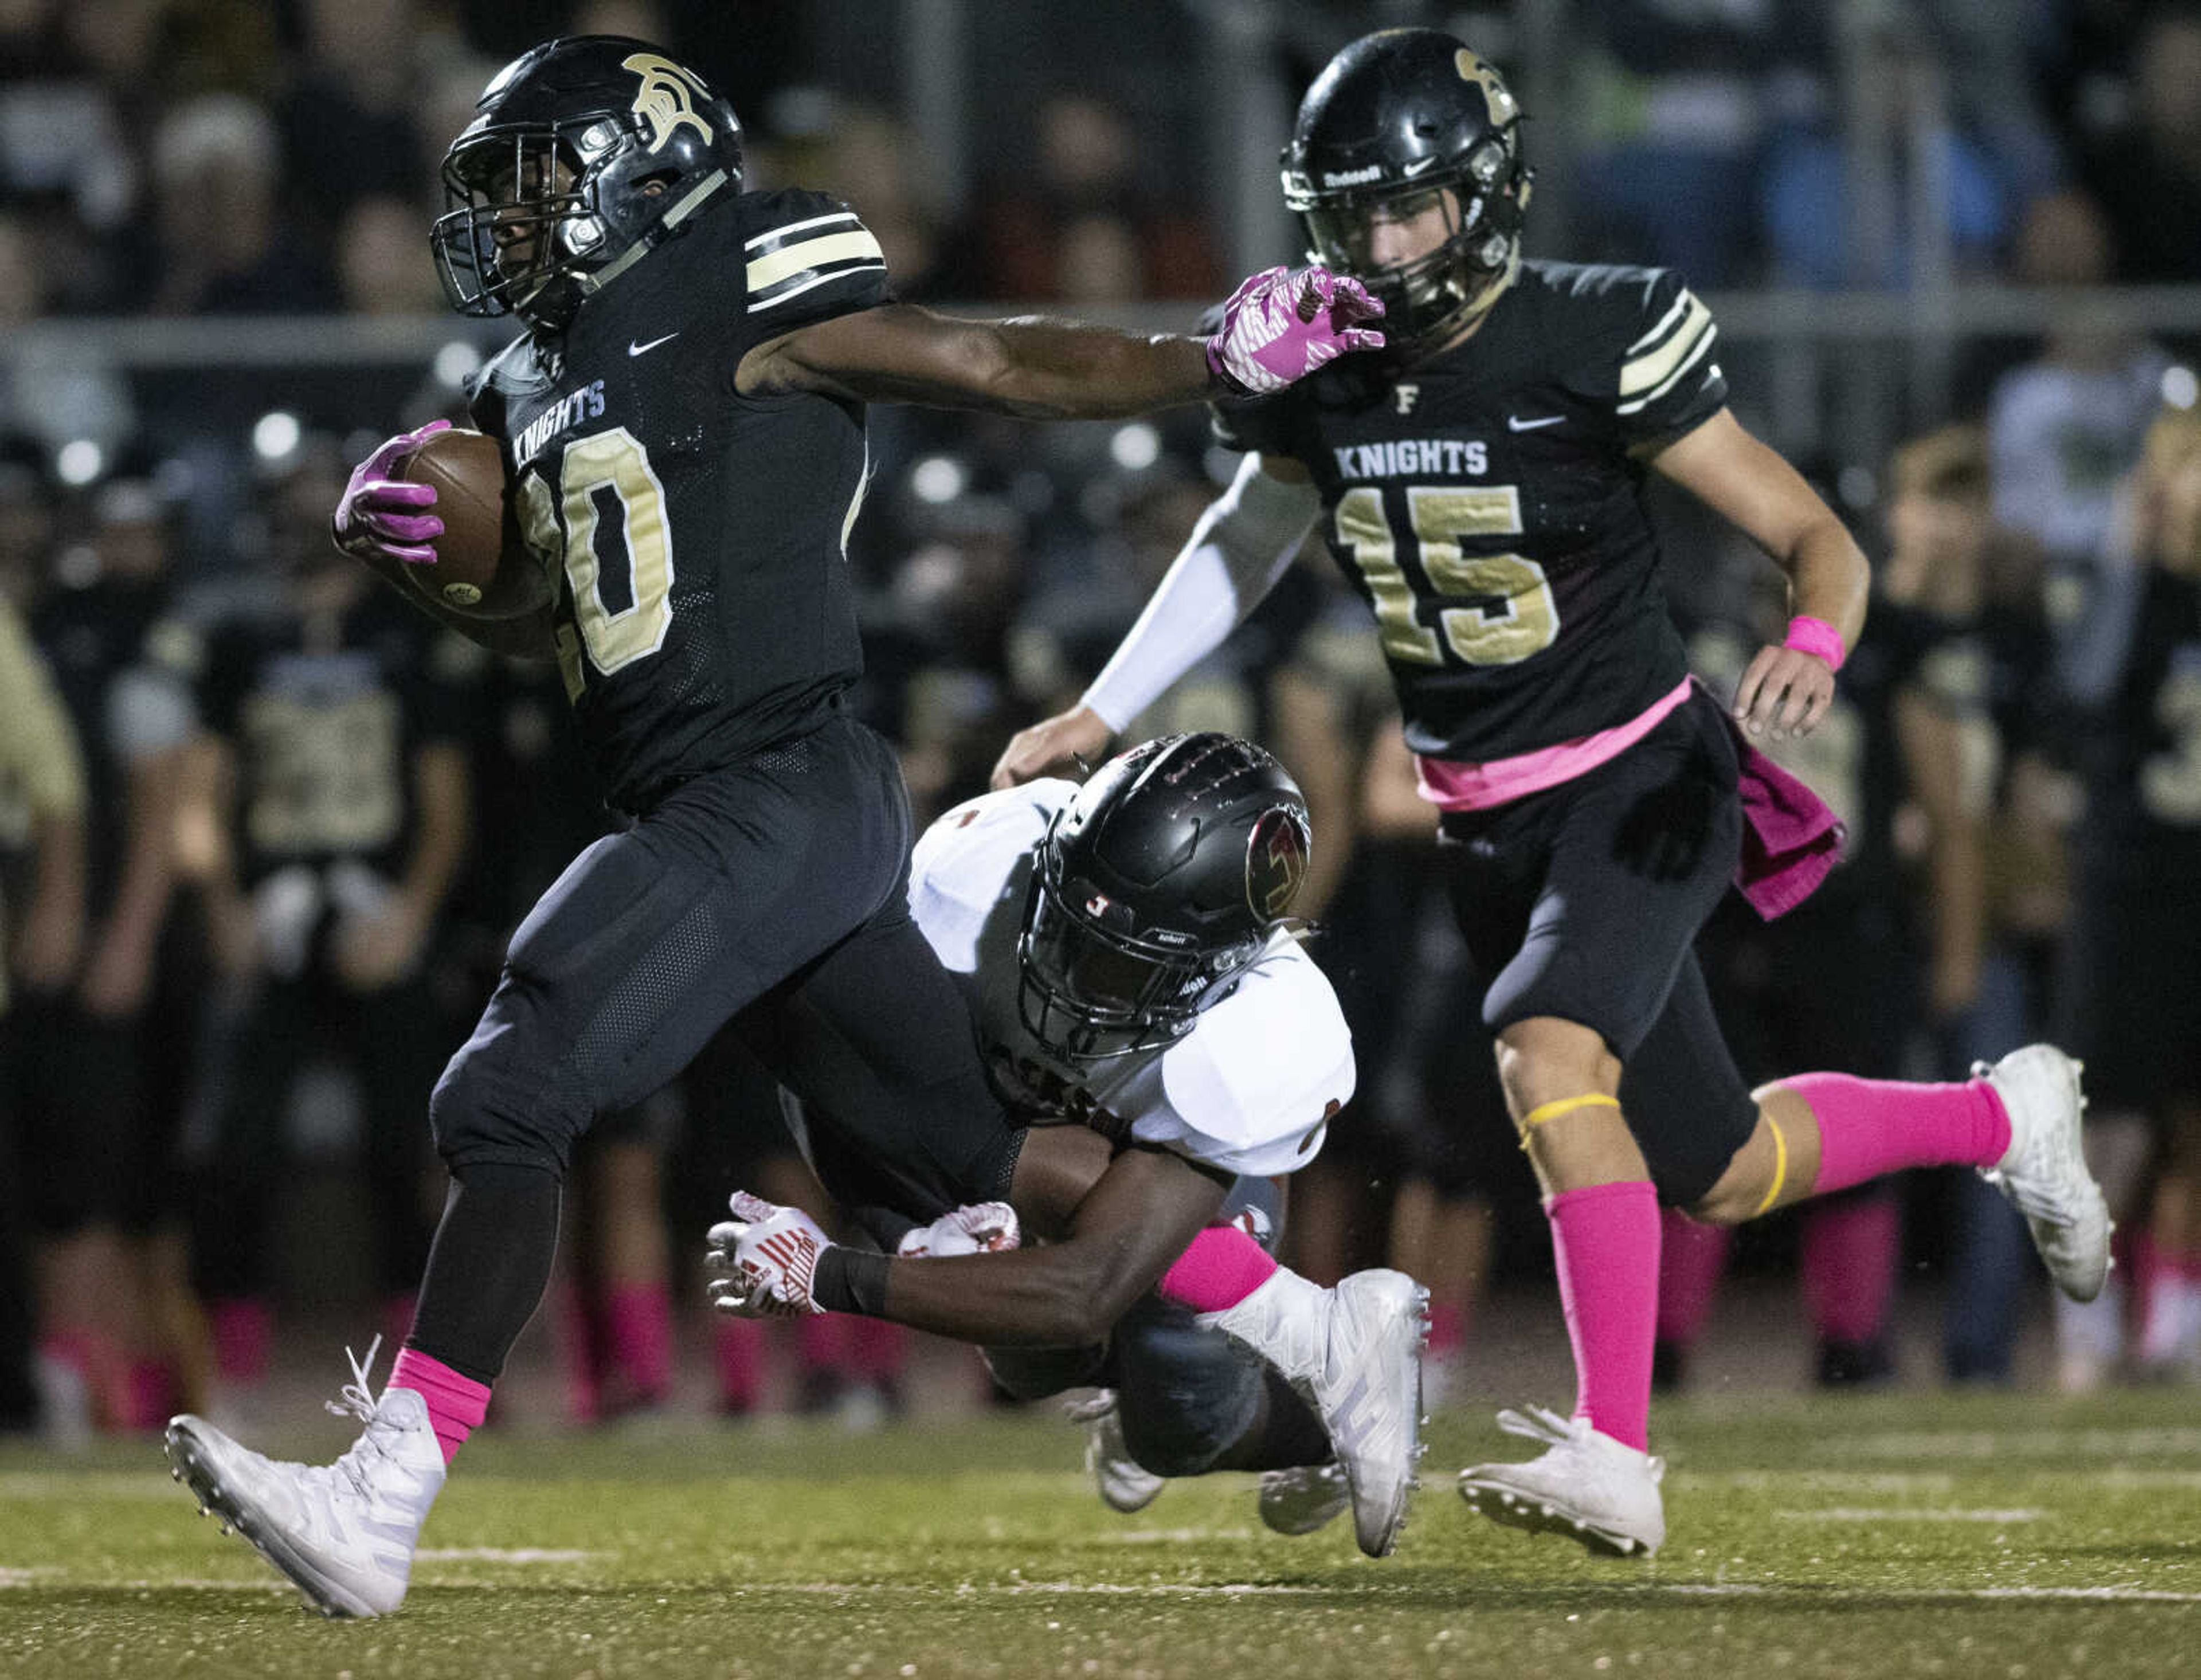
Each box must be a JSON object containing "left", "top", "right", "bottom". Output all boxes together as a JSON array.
[
  {"left": 628, "top": 332, "right": 680, "bottom": 357},
  {"left": 1507, "top": 413, "right": 1565, "bottom": 431}
]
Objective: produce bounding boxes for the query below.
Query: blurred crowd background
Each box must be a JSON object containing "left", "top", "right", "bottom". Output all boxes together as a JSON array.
[{"left": 3, "top": 0, "right": 2200, "bottom": 1442}]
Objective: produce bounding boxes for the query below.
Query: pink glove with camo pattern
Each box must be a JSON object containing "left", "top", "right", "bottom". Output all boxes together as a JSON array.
[{"left": 1204, "top": 265, "right": 1385, "bottom": 396}]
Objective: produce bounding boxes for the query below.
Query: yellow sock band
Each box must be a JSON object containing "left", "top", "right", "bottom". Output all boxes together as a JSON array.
[
  {"left": 1751, "top": 1111, "right": 1790, "bottom": 1219},
  {"left": 1517, "top": 1092, "right": 1622, "bottom": 1131}
]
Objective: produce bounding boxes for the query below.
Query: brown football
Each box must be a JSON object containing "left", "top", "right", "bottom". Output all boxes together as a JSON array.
[{"left": 390, "top": 428, "right": 552, "bottom": 620}]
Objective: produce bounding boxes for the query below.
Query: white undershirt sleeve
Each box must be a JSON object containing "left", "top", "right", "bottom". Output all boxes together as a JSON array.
[{"left": 1079, "top": 453, "right": 1323, "bottom": 732}]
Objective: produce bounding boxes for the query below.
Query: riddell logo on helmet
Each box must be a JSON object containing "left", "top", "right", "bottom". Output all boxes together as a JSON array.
[
  {"left": 1245, "top": 809, "right": 1310, "bottom": 921},
  {"left": 623, "top": 53, "right": 714, "bottom": 154},
  {"left": 1322, "top": 165, "right": 1386, "bottom": 187}
]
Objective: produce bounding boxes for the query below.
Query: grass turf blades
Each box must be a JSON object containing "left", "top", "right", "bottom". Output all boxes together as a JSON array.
[{"left": 3, "top": 1387, "right": 2200, "bottom": 1678}]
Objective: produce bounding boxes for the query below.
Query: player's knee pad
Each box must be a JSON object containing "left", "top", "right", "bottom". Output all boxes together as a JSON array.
[
  {"left": 428, "top": 1038, "right": 589, "bottom": 1180},
  {"left": 1111, "top": 1314, "right": 1263, "bottom": 1477},
  {"left": 981, "top": 1342, "right": 1107, "bottom": 1402}
]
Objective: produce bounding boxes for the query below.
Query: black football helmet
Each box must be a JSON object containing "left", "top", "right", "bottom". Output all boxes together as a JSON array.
[
  {"left": 1019, "top": 734, "right": 1313, "bottom": 1062},
  {"left": 1281, "top": 28, "right": 1532, "bottom": 352},
  {"left": 430, "top": 36, "right": 743, "bottom": 332}
]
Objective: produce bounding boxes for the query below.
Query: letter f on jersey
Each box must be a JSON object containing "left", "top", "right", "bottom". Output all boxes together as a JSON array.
[{"left": 1395, "top": 385, "right": 1420, "bottom": 416}]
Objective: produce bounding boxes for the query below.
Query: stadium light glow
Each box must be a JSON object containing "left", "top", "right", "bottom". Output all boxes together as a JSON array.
[
  {"left": 1110, "top": 422, "right": 1161, "bottom": 470},
  {"left": 2164, "top": 365, "right": 2198, "bottom": 411},
  {"left": 435, "top": 340, "right": 484, "bottom": 387},
  {"left": 56, "top": 439, "right": 103, "bottom": 487},
  {"left": 911, "top": 455, "right": 966, "bottom": 504},
  {"left": 252, "top": 411, "right": 302, "bottom": 462}
]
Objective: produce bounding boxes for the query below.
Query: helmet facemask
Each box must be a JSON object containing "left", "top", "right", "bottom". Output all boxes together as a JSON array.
[
  {"left": 432, "top": 118, "right": 625, "bottom": 327},
  {"left": 1291, "top": 132, "right": 1527, "bottom": 353},
  {"left": 1015, "top": 831, "right": 1263, "bottom": 1064}
]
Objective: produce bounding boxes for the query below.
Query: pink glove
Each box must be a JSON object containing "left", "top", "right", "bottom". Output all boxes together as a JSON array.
[
  {"left": 1205, "top": 265, "right": 1385, "bottom": 397},
  {"left": 704, "top": 1189, "right": 831, "bottom": 1317},
  {"left": 332, "top": 417, "right": 451, "bottom": 566},
  {"left": 896, "top": 1201, "right": 1021, "bottom": 1258}
]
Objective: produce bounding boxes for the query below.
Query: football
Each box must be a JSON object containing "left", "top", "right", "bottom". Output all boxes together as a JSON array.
[{"left": 391, "top": 428, "right": 553, "bottom": 620}]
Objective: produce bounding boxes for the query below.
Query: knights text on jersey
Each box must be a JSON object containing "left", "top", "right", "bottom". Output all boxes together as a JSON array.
[
  {"left": 908, "top": 784, "right": 1355, "bottom": 1178},
  {"left": 469, "top": 186, "right": 890, "bottom": 812},
  {"left": 1213, "top": 261, "right": 1727, "bottom": 763}
]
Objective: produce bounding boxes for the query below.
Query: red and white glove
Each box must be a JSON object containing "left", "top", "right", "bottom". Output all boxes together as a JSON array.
[
  {"left": 704, "top": 1190, "right": 832, "bottom": 1317},
  {"left": 1204, "top": 265, "right": 1385, "bottom": 397},
  {"left": 895, "top": 1201, "right": 1021, "bottom": 1258},
  {"left": 332, "top": 417, "right": 450, "bottom": 566}
]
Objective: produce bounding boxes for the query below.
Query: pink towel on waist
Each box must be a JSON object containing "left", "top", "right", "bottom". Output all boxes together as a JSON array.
[{"left": 1715, "top": 696, "right": 1845, "bottom": 919}]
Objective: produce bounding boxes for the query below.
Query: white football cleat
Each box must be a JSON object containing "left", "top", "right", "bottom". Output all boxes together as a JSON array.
[
  {"left": 1459, "top": 1404, "right": 1666, "bottom": 1557},
  {"left": 1258, "top": 1462, "right": 1350, "bottom": 1536},
  {"left": 164, "top": 1338, "right": 445, "bottom": 1618},
  {"left": 1976, "top": 1045, "right": 2113, "bottom": 1303},
  {"left": 1068, "top": 1391, "right": 1164, "bottom": 1514},
  {"left": 1205, "top": 1266, "right": 1428, "bottom": 1558}
]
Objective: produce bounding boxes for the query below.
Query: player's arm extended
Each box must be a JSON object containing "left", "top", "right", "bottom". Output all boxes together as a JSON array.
[
  {"left": 724, "top": 1137, "right": 1230, "bottom": 1346},
  {"left": 989, "top": 454, "right": 1321, "bottom": 786},
  {"left": 737, "top": 267, "right": 1381, "bottom": 417},
  {"left": 1652, "top": 407, "right": 1871, "bottom": 740}
]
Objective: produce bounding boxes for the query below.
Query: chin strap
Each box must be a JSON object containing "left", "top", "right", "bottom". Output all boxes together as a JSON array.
[{"left": 574, "top": 167, "right": 731, "bottom": 301}]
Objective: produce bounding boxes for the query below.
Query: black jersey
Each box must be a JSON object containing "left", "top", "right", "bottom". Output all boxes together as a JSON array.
[
  {"left": 1216, "top": 261, "right": 1727, "bottom": 763},
  {"left": 2097, "top": 564, "right": 2201, "bottom": 847},
  {"left": 469, "top": 186, "right": 890, "bottom": 813},
  {"left": 199, "top": 587, "right": 471, "bottom": 888}
]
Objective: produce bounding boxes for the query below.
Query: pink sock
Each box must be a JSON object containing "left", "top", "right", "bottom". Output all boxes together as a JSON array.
[
  {"left": 118, "top": 1359, "right": 178, "bottom": 1432},
  {"left": 1785, "top": 1072, "right": 2010, "bottom": 1196},
  {"left": 843, "top": 1317, "right": 909, "bottom": 1384},
  {"left": 796, "top": 1310, "right": 847, "bottom": 1373},
  {"left": 389, "top": 1347, "right": 491, "bottom": 1465},
  {"left": 714, "top": 1316, "right": 768, "bottom": 1412},
  {"left": 208, "top": 1299, "right": 273, "bottom": 1387},
  {"left": 602, "top": 1283, "right": 672, "bottom": 1403},
  {"left": 1546, "top": 1181, "right": 1660, "bottom": 1452},
  {"left": 1799, "top": 1193, "right": 1901, "bottom": 1345},
  {"left": 554, "top": 1282, "right": 600, "bottom": 1424},
  {"left": 1154, "top": 1224, "right": 1279, "bottom": 1313},
  {"left": 1426, "top": 1299, "right": 1468, "bottom": 1358},
  {"left": 1655, "top": 1208, "right": 1732, "bottom": 1349}
]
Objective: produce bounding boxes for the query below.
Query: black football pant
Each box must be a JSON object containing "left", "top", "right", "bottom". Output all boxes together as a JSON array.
[
  {"left": 410, "top": 714, "right": 1020, "bottom": 1384},
  {"left": 981, "top": 1176, "right": 1328, "bottom": 1477}
]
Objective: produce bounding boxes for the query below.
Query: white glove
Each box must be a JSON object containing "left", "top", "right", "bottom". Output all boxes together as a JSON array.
[
  {"left": 895, "top": 1201, "right": 1022, "bottom": 1258},
  {"left": 704, "top": 1189, "right": 832, "bottom": 1317}
]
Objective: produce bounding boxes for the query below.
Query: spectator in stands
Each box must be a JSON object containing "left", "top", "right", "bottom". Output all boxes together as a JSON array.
[
  {"left": 336, "top": 193, "right": 443, "bottom": 316},
  {"left": 977, "top": 91, "right": 1220, "bottom": 301},
  {"left": 2082, "top": 3, "right": 2201, "bottom": 283},
  {"left": 148, "top": 93, "right": 333, "bottom": 315},
  {"left": 185, "top": 441, "right": 467, "bottom": 1407},
  {"left": 2056, "top": 403, "right": 2201, "bottom": 1386},
  {"left": 0, "top": 586, "right": 85, "bottom": 1434},
  {"left": 277, "top": 0, "right": 426, "bottom": 232},
  {"left": 1988, "top": 190, "right": 2168, "bottom": 581},
  {"left": 21, "top": 465, "right": 198, "bottom": 1431}
]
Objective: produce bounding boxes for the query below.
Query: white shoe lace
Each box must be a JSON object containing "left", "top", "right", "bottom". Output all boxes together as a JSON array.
[
  {"left": 316, "top": 1336, "right": 408, "bottom": 1504},
  {"left": 1492, "top": 1403, "right": 1580, "bottom": 1451}
]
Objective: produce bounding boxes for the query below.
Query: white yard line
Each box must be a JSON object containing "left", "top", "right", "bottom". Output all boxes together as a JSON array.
[
  {"left": 416, "top": 1548, "right": 601, "bottom": 1563},
  {"left": 1772, "top": 1508, "right": 2045, "bottom": 1523},
  {"left": 1826, "top": 1428, "right": 2201, "bottom": 1461}
]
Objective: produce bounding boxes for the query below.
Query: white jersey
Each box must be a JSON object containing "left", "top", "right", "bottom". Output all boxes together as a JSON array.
[{"left": 909, "top": 781, "right": 1354, "bottom": 1179}]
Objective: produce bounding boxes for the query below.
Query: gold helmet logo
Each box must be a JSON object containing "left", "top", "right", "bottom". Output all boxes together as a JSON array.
[
  {"left": 622, "top": 53, "right": 714, "bottom": 155},
  {"left": 1455, "top": 49, "right": 1518, "bottom": 127},
  {"left": 1245, "top": 808, "right": 1310, "bottom": 922}
]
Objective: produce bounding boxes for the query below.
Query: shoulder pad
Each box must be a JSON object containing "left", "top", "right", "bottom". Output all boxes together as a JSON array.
[
  {"left": 1160, "top": 941, "right": 1354, "bottom": 1159},
  {"left": 740, "top": 188, "right": 889, "bottom": 325}
]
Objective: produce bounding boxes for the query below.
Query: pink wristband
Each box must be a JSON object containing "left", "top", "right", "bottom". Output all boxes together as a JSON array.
[{"left": 1784, "top": 614, "right": 1846, "bottom": 672}]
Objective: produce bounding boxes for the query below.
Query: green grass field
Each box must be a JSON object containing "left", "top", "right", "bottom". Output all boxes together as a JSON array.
[{"left": 5, "top": 1388, "right": 2200, "bottom": 1679}]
